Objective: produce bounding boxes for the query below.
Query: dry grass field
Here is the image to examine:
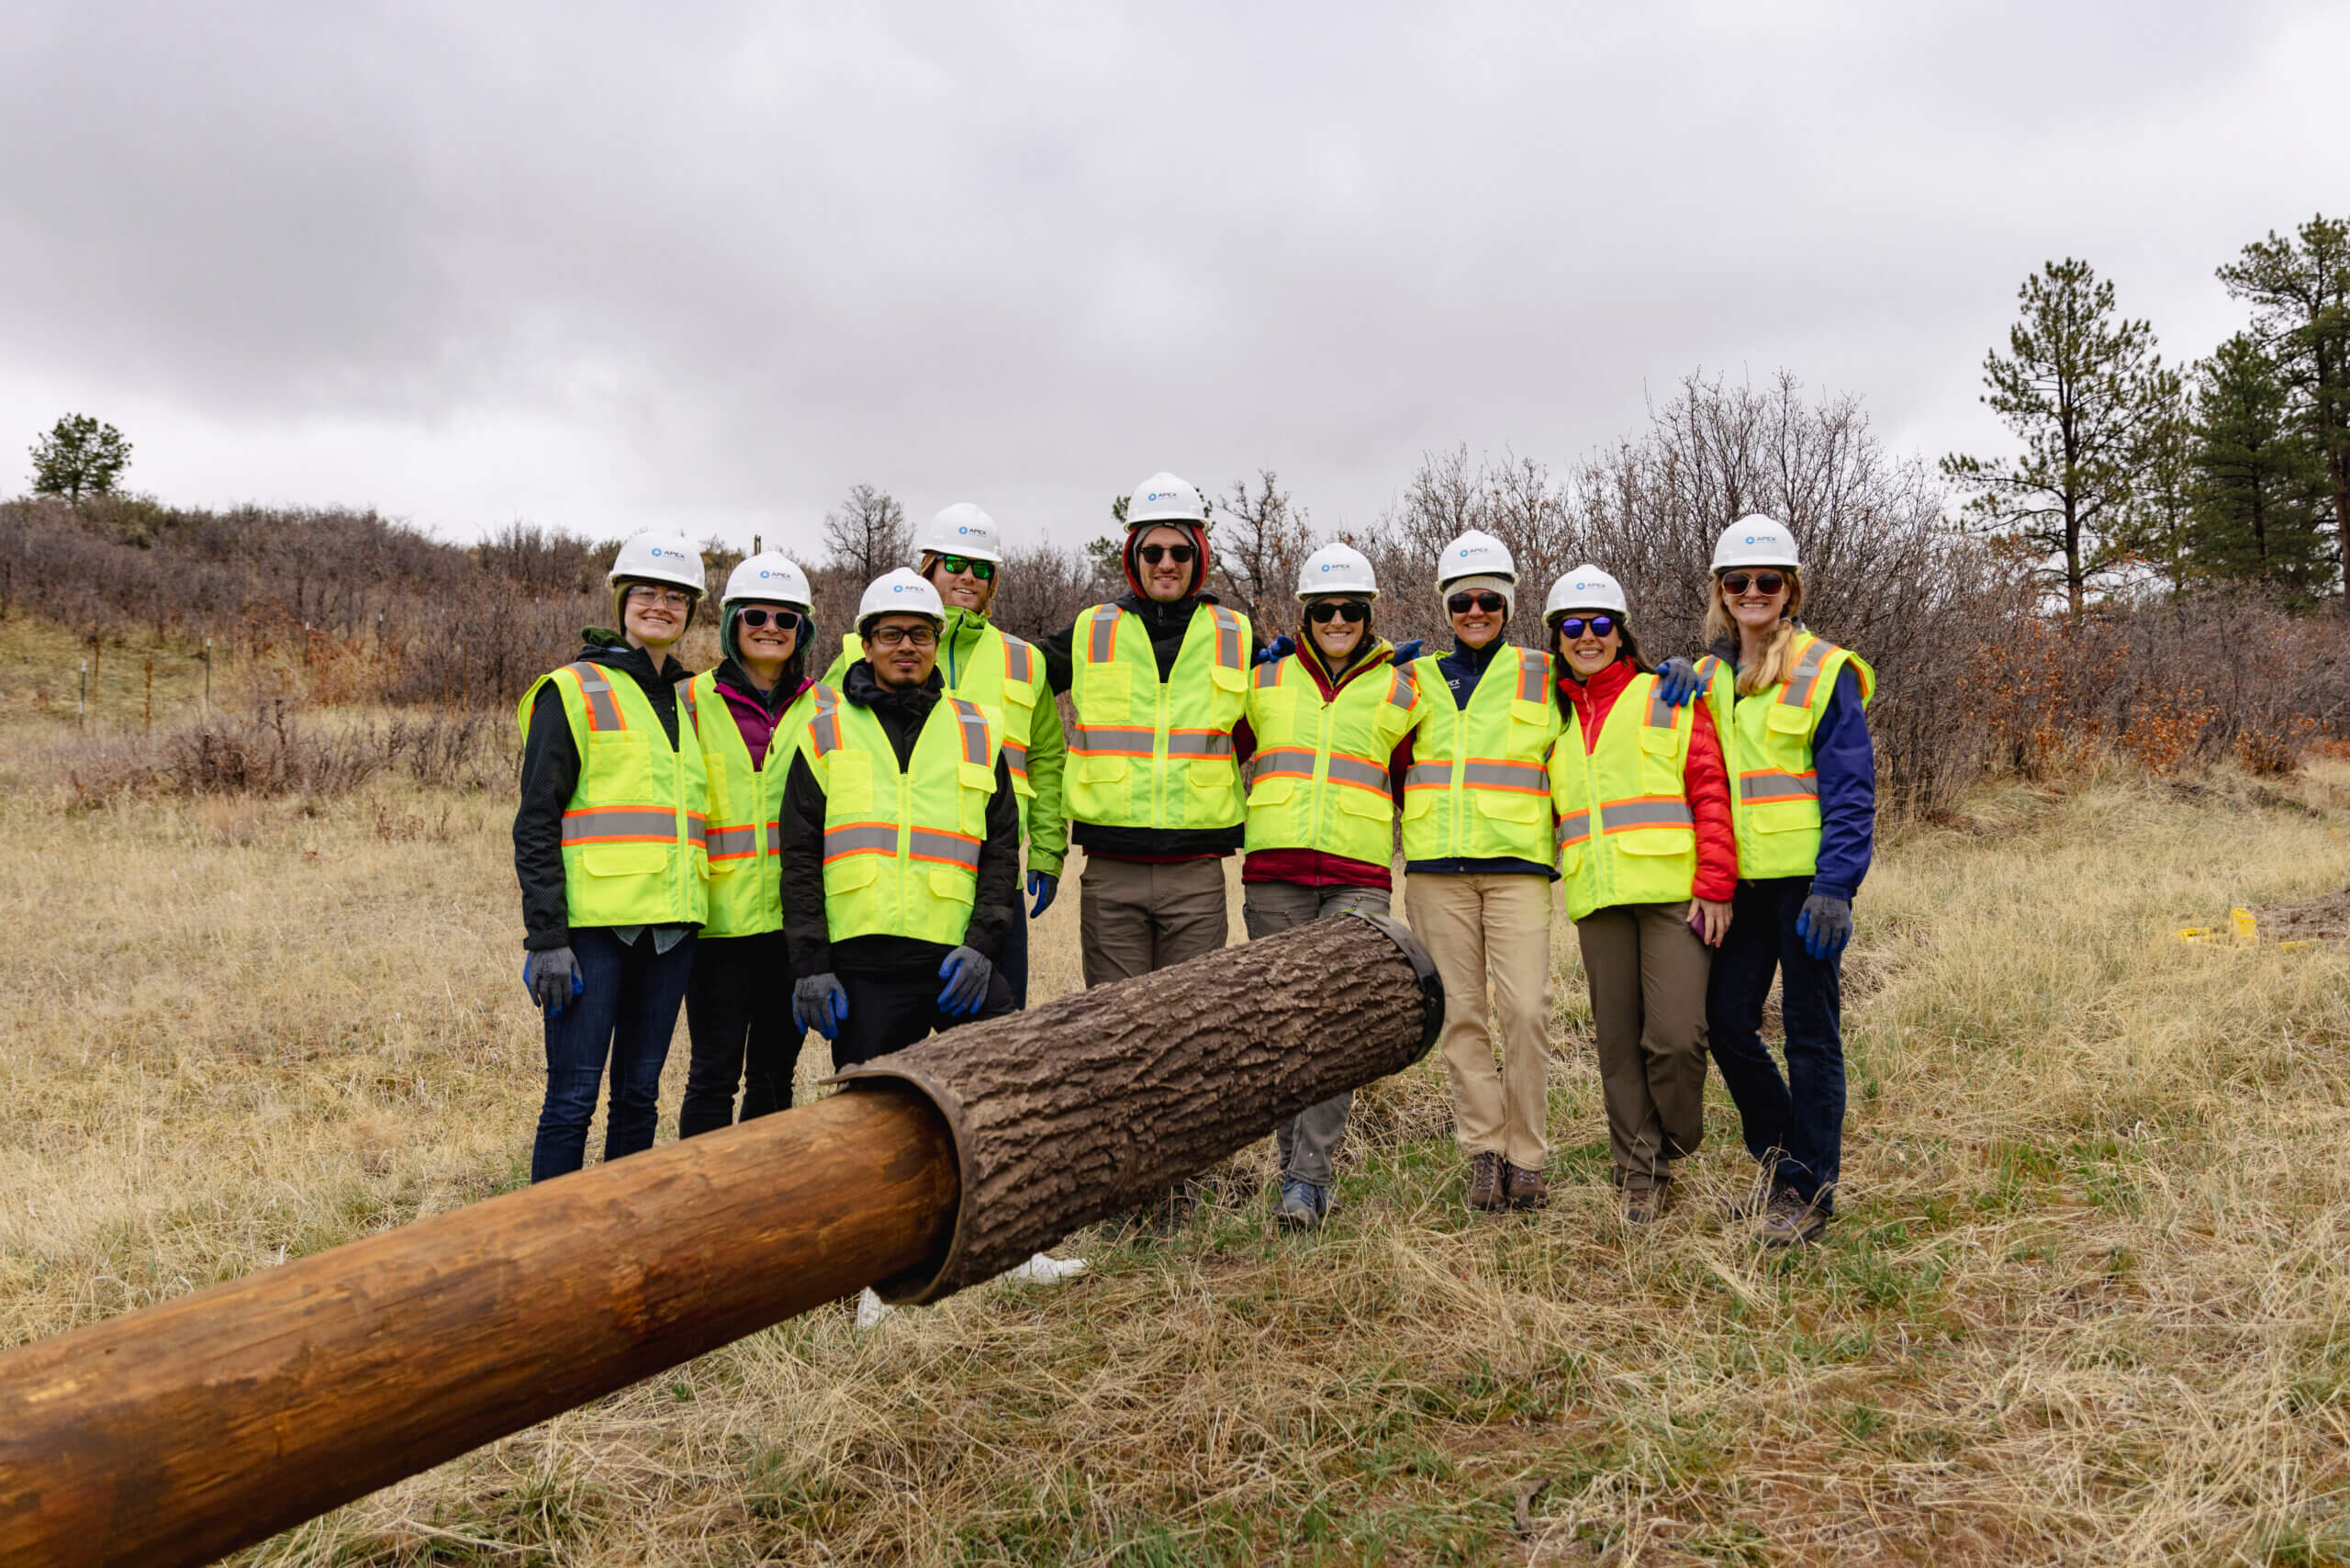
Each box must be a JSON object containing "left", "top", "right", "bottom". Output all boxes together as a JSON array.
[{"left": 4, "top": 622, "right": 2348, "bottom": 1565}]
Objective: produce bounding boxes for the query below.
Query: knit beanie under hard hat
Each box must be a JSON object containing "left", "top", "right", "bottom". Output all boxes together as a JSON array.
[
  {"left": 1443, "top": 573, "right": 1515, "bottom": 615},
  {"left": 1123, "top": 521, "right": 1210, "bottom": 600}
]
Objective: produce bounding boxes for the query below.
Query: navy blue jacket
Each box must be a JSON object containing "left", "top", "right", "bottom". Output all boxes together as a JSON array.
[{"left": 1804, "top": 666, "right": 1874, "bottom": 901}]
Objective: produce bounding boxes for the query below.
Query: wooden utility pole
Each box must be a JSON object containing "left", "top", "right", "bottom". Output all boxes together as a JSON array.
[{"left": 0, "top": 914, "right": 1440, "bottom": 1568}]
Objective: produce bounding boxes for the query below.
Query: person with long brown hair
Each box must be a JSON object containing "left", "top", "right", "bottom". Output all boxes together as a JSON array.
[{"left": 1694, "top": 515, "right": 1877, "bottom": 1247}]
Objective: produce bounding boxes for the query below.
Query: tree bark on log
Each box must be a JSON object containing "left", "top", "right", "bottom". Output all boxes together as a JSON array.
[{"left": 839, "top": 911, "right": 1442, "bottom": 1302}]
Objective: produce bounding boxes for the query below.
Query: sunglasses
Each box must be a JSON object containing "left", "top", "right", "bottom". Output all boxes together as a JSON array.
[
  {"left": 1720, "top": 570, "right": 1786, "bottom": 596},
  {"left": 735, "top": 607, "right": 801, "bottom": 631},
  {"left": 1305, "top": 599, "right": 1370, "bottom": 624},
  {"left": 1137, "top": 543, "right": 1197, "bottom": 565},
  {"left": 936, "top": 554, "right": 995, "bottom": 581},
  {"left": 1447, "top": 591, "right": 1507, "bottom": 615},
  {"left": 1553, "top": 615, "right": 1616, "bottom": 640}
]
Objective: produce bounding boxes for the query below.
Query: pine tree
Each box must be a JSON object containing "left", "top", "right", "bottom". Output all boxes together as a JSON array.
[
  {"left": 2218, "top": 216, "right": 2350, "bottom": 594},
  {"left": 29, "top": 413, "right": 132, "bottom": 502},
  {"left": 2120, "top": 367, "right": 2195, "bottom": 598},
  {"left": 1942, "top": 259, "right": 2165, "bottom": 619},
  {"left": 2189, "top": 333, "right": 2328, "bottom": 601}
]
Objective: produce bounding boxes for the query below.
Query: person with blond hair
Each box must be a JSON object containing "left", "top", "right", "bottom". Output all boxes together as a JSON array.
[{"left": 1694, "top": 515, "right": 1876, "bottom": 1247}]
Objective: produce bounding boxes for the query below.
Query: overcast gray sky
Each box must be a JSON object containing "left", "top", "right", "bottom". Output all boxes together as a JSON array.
[{"left": 4, "top": 2, "right": 2343, "bottom": 556}]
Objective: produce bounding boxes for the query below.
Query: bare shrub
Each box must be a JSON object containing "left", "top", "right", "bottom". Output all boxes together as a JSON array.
[{"left": 55, "top": 705, "right": 508, "bottom": 808}]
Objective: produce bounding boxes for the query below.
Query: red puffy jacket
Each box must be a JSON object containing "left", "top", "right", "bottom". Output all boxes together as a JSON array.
[{"left": 1556, "top": 660, "right": 1737, "bottom": 902}]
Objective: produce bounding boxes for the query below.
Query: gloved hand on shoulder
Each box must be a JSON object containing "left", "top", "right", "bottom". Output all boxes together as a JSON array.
[
  {"left": 936, "top": 946, "right": 994, "bottom": 1016},
  {"left": 1653, "top": 656, "right": 1702, "bottom": 707},
  {"left": 524, "top": 946, "right": 582, "bottom": 1018},
  {"left": 1253, "top": 635, "right": 1295, "bottom": 666},
  {"left": 1796, "top": 892, "right": 1852, "bottom": 960},
  {"left": 1389, "top": 639, "right": 1425, "bottom": 666},
  {"left": 792, "top": 973, "right": 848, "bottom": 1039}
]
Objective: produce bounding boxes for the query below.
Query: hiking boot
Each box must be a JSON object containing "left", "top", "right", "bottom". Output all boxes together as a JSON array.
[
  {"left": 1760, "top": 1188, "right": 1828, "bottom": 1249},
  {"left": 1504, "top": 1161, "right": 1549, "bottom": 1209},
  {"left": 1466, "top": 1151, "right": 1507, "bottom": 1212},
  {"left": 1275, "top": 1177, "right": 1330, "bottom": 1232},
  {"left": 1623, "top": 1180, "right": 1664, "bottom": 1225}
]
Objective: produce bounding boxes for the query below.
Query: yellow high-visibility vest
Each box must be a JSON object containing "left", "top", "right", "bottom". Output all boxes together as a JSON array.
[
  {"left": 1065, "top": 601, "right": 1252, "bottom": 830},
  {"left": 803, "top": 685, "right": 1002, "bottom": 946},
  {"left": 839, "top": 617, "right": 1046, "bottom": 828},
  {"left": 678, "top": 670, "right": 817, "bottom": 937},
  {"left": 1399, "top": 645, "right": 1562, "bottom": 865},
  {"left": 1697, "top": 631, "right": 1875, "bottom": 881},
  {"left": 1550, "top": 671, "right": 1698, "bottom": 921},
  {"left": 1244, "top": 652, "right": 1419, "bottom": 865},
  {"left": 516, "top": 660, "right": 708, "bottom": 928}
]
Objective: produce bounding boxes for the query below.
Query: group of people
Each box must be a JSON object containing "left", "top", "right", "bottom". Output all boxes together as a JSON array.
[{"left": 510, "top": 472, "right": 1874, "bottom": 1249}]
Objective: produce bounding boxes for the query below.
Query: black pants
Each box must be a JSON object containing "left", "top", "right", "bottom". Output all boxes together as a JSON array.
[
  {"left": 1705, "top": 876, "right": 1846, "bottom": 1211},
  {"left": 833, "top": 964, "right": 1015, "bottom": 1070},
  {"left": 678, "top": 930, "right": 803, "bottom": 1138}
]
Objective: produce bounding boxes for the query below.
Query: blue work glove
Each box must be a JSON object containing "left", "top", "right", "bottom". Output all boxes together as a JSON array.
[
  {"left": 936, "top": 946, "right": 994, "bottom": 1016},
  {"left": 791, "top": 973, "right": 848, "bottom": 1039},
  {"left": 1796, "top": 893, "right": 1853, "bottom": 960},
  {"left": 524, "top": 946, "right": 583, "bottom": 1018},
  {"left": 1254, "top": 635, "right": 1295, "bottom": 667},
  {"left": 1026, "top": 869, "right": 1058, "bottom": 919},
  {"left": 1389, "top": 639, "right": 1425, "bottom": 666},
  {"left": 1653, "top": 656, "right": 1701, "bottom": 707}
]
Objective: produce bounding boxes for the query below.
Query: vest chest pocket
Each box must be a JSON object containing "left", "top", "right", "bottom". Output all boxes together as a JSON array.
[
  {"left": 1083, "top": 664, "right": 1131, "bottom": 721},
  {"left": 1078, "top": 756, "right": 1128, "bottom": 785},
  {"left": 824, "top": 752, "right": 874, "bottom": 812},
  {"left": 1248, "top": 775, "right": 1297, "bottom": 810},
  {"left": 1336, "top": 783, "right": 1393, "bottom": 819},
  {"left": 1765, "top": 701, "right": 1818, "bottom": 744},
  {"left": 1481, "top": 790, "right": 1540, "bottom": 824},
  {"left": 1616, "top": 825, "right": 1695, "bottom": 857},
  {"left": 1639, "top": 725, "right": 1687, "bottom": 791},
  {"left": 1402, "top": 788, "right": 1437, "bottom": 822},
  {"left": 826, "top": 856, "right": 880, "bottom": 894},
  {"left": 957, "top": 762, "right": 995, "bottom": 835},
  {"left": 928, "top": 868, "right": 975, "bottom": 904},
  {"left": 1187, "top": 759, "right": 1237, "bottom": 790}
]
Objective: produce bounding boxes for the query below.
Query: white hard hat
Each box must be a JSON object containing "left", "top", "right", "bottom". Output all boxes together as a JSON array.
[
  {"left": 608, "top": 532, "right": 706, "bottom": 596},
  {"left": 1126, "top": 471, "right": 1206, "bottom": 527},
  {"left": 856, "top": 566, "right": 946, "bottom": 632},
  {"left": 722, "top": 552, "right": 812, "bottom": 610},
  {"left": 916, "top": 502, "right": 1003, "bottom": 566},
  {"left": 1295, "top": 542, "right": 1379, "bottom": 601},
  {"left": 1545, "top": 565, "right": 1628, "bottom": 622},
  {"left": 1712, "top": 514, "right": 1802, "bottom": 573},
  {"left": 1436, "top": 530, "right": 1516, "bottom": 588}
]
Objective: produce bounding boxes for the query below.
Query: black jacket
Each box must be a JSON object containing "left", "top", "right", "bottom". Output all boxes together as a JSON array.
[
  {"left": 513, "top": 633, "right": 692, "bottom": 951},
  {"left": 1035, "top": 591, "right": 1264, "bottom": 861},
  {"left": 779, "top": 660, "right": 1021, "bottom": 980}
]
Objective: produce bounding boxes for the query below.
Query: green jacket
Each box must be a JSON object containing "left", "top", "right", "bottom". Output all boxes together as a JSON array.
[{"left": 827, "top": 606, "right": 1068, "bottom": 878}]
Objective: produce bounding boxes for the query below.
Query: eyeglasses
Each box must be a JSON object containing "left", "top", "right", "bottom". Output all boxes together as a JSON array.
[
  {"left": 1447, "top": 591, "right": 1507, "bottom": 615},
  {"left": 1137, "top": 543, "right": 1197, "bottom": 566},
  {"left": 735, "top": 607, "right": 800, "bottom": 631},
  {"left": 625, "top": 586, "right": 693, "bottom": 610},
  {"left": 867, "top": 623, "right": 938, "bottom": 649},
  {"left": 936, "top": 555, "right": 995, "bottom": 581},
  {"left": 1305, "top": 599, "right": 1369, "bottom": 624},
  {"left": 1553, "top": 615, "right": 1616, "bottom": 640},
  {"left": 1720, "top": 571, "right": 1786, "bottom": 596}
]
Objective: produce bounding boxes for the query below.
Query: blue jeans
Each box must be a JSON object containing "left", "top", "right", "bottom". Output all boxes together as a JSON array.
[
  {"left": 531, "top": 925, "right": 696, "bottom": 1182},
  {"left": 1000, "top": 889, "right": 1031, "bottom": 1010},
  {"left": 1705, "top": 877, "right": 1845, "bottom": 1211}
]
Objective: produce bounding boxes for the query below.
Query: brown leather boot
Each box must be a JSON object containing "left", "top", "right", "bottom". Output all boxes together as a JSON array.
[
  {"left": 1466, "top": 1151, "right": 1506, "bottom": 1212},
  {"left": 1504, "top": 1160, "right": 1549, "bottom": 1210}
]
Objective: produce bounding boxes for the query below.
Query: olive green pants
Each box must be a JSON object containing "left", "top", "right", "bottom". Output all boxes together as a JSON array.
[{"left": 1573, "top": 900, "right": 1710, "bottom": 1184}]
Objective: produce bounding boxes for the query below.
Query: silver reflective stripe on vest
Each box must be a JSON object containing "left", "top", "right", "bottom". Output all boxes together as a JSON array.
[
  {"left": 1556, "top": 809, "right": 1591, "bottom": 846},
  {"left": 1404, "top": 763, "right": 1451, "bottom": 790},
  {"left": 1089, "top": 607, "right": 1118, "bottom": 663},
  {"left": 1460, "top": 759, "right": 1547, "bottom": 792},
  {"left": 1516, "top": 650, "right": 1546, "bottom": 703},
  {"left": 1253, "top": 746, "right": 1318, "bottom": 778},
  {"left": 908, "top": 828, "right": 982, "bottom": 870},
  {"left": 1740, "top": 769, "right": 1818, "bottom": 802},
  {"left": 810, "top": 686, "right": 844, "bottom": 754},
  {"left": 567, "top": 662, "right": 622, "bottom": 732},
  {"left": 766, "top": 819, "right": 782, "bottom": 856},
  {"left": 1601, "top": 797, "right": 1695, "bottom": 830},
  {"left": 1069, "top": 723, "right": 1155, "bottom": 756},
  {"left": 1168, "top": 731, "right": 1235, "bottom": 758},
  {"left": 1326, "top": 754, "right": 1390, "bottom": 791},
  {"left": 950, "top": 698, "right": 990, "bottom": 766},
  {"left": 562, "top": 806, "right": 679, "bottom": 844},
  {"left": 1782, "top": 638, "right": 1834, "bottom": 707},
  {"left": 707, "top": 824, "right": 758, "bottom": 860},
  {"left": 1004, "top": 637, "right": 1034, "bottom": 684},
  {"left": 1386, "top": 669, "right": 1415, "bottom": 710},
  {"left": 1002, "top": 741, "right": 1029, "bottom": 778},
  {"left": 1646, "top": 682, "right": 1676, "bottom": 729},
  {"left": 1211, "top": 606, "right": 1241, "bottom": 670},
  {"left": 822, "top": 822, "right": 898, "bottom": 861}
]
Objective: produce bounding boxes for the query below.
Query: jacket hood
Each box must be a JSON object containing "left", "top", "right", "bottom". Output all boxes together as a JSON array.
[
  {"left": 843, "top": 657, "right": 944, "bottom": 710},
  {"left": 579, "top": 629, "right": 688, "bottom": 687},
  {"left": 1123, "top": 521, "right": 1210, "bottom": 600}
]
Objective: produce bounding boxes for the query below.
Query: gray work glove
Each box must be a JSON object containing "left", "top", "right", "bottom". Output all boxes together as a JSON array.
[
  {"left": 936, "top": 946, "right": 994, "bottom": 1017},
  {"left": 1653, "top": 656, "right": 1701, "bottom": 707},
  {"left": 524, "top": 946, "right": 582, "bottom": 1018},
  {"left": 1797, "top": 893, "right": 1853, "bottom": 960},
  {"left": 792, "top": 973, "right": 848, "bottom": 1039}
]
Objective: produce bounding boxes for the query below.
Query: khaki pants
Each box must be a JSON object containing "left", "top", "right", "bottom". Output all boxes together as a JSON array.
[
  {"left": 1573, "top": 901, "right": 1710, "bottom": 1184},
  {"left": 1079, "top": 856, "right": 1230, "bottom": 987},
  {"left": 1241, "top": 880, "right": 1390, "bottom": 1184},
  {"left": 1403, "top": 872, "right": 1554, "bottom": 1169}
]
